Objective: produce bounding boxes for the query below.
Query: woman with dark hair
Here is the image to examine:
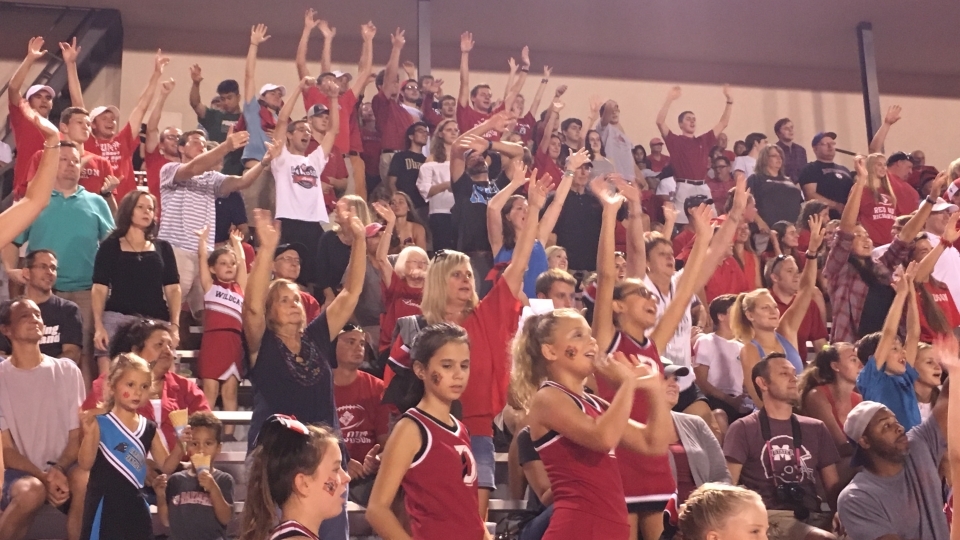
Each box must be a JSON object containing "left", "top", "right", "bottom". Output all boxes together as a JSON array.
[
  {"left": 82, "top": 319, "right": 209, "bottom": 452},
  {"left": 907, "top": 225, "right": 960, "bottom": 343},
  {"left": 799, "top": 343, "right": 862, "bottom": 456},
  {"left": 387, "top": 190, "right": 427, "bottom": 254},
  {"left": 823, "top": 157, "right": 940, "bottom": 343},
  {"left": 584, "top": 129, "right": 616, "bottom": 179},
  {"left": 763, "top": 220, "right": 802, "bottom": 270},
  {"left": 746, "top": 145, "right": 804, "bottom": 228},
  {"left": 91, "top": 190, "right": 181, "bottom": 374},
  {"left": 533, "top": 100, "right": 564, "bottom": 186},
  {"left": 795, "top": 200, "right": 830, "bottom": 254}
]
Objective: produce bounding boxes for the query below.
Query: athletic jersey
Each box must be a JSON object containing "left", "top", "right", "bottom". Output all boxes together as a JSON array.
[
  {"left": 203, "top": 279, "right": 243, "bottom": 332},
  {"left": 269, "top": 520, "right": 320, "bottom": 540},
  {"left": 401, "top": 407, "right": 485, "bottom": 540},
  {"left": 595, "top": 331, "right": 677, "bottom": 502},
  {"left": 533, "top": 381, "right": 629, "bottom": 525}
]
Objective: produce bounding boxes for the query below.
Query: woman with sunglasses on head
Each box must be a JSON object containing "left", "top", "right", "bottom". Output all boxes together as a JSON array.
[
  {"left": 416, "top": 118, "right": 459, "bottom": 252},
  {"left": 591, "top": 178, "right": 744, "bottom": 540},
  {"left": 733, "top": 215, "right": 826, "bottom": 408},
  {"left": 243, "top": 203, "right": 366, "bottom": 540},
  {"left": 241, "top": 415, "right": 350, "bottom": 540},
  {"left": 746, "top": 145, "right": 803, "bottom": 231},
  {"left": 824, "top": 156, "right": 941, "bottom": 343}
]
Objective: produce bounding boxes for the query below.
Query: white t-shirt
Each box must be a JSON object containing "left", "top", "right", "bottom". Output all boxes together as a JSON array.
[
  {"left": 927, "top": 233, "right": 960, "bottom": 310},
  {"left": 0, "top": 356, "right": 85, "bottom": 470},
  {"left": 733, "top": 155, "right": 756, "bottom": 177},
  {"left": 644, "top": 270, "right": 697, "bottom": 390},
  {"left": 692, "top": 333, "right": 744, "bottom": 397},
  {"left": 271, "top": 145, "right": 330, "bottom": 223},
  {"left": 0, "top": 141, "right": 12, "bottom": 164},
  {"left": 417, "top": 161, "right": 455, "bottom": 215}
]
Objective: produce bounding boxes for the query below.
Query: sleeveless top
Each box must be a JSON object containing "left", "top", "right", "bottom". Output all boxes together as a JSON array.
[
  {"left": 203, "top": 279, "right": 243, "bottom": 332},
  {"left": 533, "top": 381, "right": 629, "bottom": 525},
  {"left": 402, "top": 408, "right": 485, "bottom": 540},
  {"left": 751, "top": 333, "right": 804, "bottom": 373},
  {"left": 269, "top": 520, "right": 320, "bottom": 540},
  {"left": 820, "top": 384, "right": 863, "bottom": 428},
  {"left": 494, "top": 239, "right": 549, "bottom": 299},
  {"left": 594, "top": 331, "right": 676, "bottom": 502}
]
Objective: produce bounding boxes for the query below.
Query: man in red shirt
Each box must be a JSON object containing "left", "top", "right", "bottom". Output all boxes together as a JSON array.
[
  {"left": 7, "top": 37, "right": 55, "bottom": 205},
  {"left": 656, "top": 85, "right": 733, "bottom": 224},
  {"left": 455, "top": 32, "right": 528, "bottom": 142},
  {"left": 768, "top": 255, "right": 827, "bottom": 359},
  {"left": 373, "top": 28, "right": 421, "bottom": 181},
  {"left": 648, "top": 137, "right": 671, "bottom": 173},
  {"left": 144, "top": 79, "right": 180, "bottom": 219},
  {"left": 884, "top": 151, "right": 921, "bottom": 214},
  {"left": 67, "top": 48, "right": 169, "bottom": 201}
]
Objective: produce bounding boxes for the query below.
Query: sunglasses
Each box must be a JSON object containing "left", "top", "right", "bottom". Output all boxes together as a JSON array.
[
  {"left": 618, "top": 286, "right": 659, "bottom": 303},
  {"left": 255, "top": 415, "right": 310, "bottom": 447}
]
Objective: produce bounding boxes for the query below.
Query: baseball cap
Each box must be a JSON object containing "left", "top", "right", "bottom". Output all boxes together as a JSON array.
[
  {"left": 843, "top": 401, "right": 888, "bottom": 467},
  {"left": 259, "top": 83, "right": 287, "bottom": 97},
  {"left": 649, "top": 137, "right": 664, "bottom": 146},
  {"left": 89, "top": 105, "right": 121, "bottom": 121},
  {"left": 683, "top": 194, "right": 712, "bottom": 212},
  {"left": 946, "top": 179, "right": 960, "bottom": 201},
  {"left": 931, "top": 197, "right": 958, "bottom": 214},
  {"left": 274, "top": 243, "right": 307, "bottom": 261},
  {"left": 331, "top": 70, "right": 351, "bottom": 80},
  {"left": 661, "top": 358, "right": 691, "bottom": 378},
  {"left": 307, "top": 104, "right": 329, "bottom": 117},
  {"left": 811, "top": 132, "right": 837, "bottom": 147},
  {"left": 25, "top": 84, "right": 55, "bottom": 100},
  {"left": 886, "top": 151, "right": 911, "bottom": 166},
  {"left": 365, "top": 222, "right": 385, "bottom": 237}
]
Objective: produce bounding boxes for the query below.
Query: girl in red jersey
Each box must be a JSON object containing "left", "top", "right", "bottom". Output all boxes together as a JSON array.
[
  {"left": 368, "top": 323, "right": 490, "bottom": 540},
  {"left": 511, "top": 309, "right": 671, "bottom": 540},
  {"left": 240, "top": 415, "right": 350, "bottom": 540}
]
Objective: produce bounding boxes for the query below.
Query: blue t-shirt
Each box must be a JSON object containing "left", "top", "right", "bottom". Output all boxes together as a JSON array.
[
  {"left": 240, "top": 98, "right": 272, "bottom": 162},
  {"left": 494, "top": 240, "right": 548, "bottom": 299},
  {"left": 857, "top": 356, "right": 921, "bottom": 431}
]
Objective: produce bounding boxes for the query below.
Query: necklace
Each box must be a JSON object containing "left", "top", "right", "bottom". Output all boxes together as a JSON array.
[{"left": 125, "top": 236, "right": 150, "bottom": 261}]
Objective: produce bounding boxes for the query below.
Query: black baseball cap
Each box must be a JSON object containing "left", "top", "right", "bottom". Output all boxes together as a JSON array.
[
  {"left": 307, "top": 104, "right": 329, "bottom": 117},
  {"left": 274, "top": 243, "right": 307, "bottom": 261},
  {"left": 886, "top": 151, "right": 911, "bottom": 166},
  {"left": 811, "top": 132, "right": 837, "bottom": 147},
  {"left": 683, "top": 194, "right": 713, "bottom": 212}
]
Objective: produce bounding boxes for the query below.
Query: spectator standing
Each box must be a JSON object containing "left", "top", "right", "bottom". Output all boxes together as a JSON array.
[
  {"left": 189, "top": 65, "right": 244, "bottom": 174},
  {"left": 798, "top": 133, "right": 853, "bottom": 220},
  {"left": 748, "top": 145, "right": 804, "bottom": 227},
  {"left": 799, "top": 344, "right": 863, "bottom": 462},
  {"left": 418, "top": 118, "right": 459, "bottom": 251},
  {"left": 648, "top": 137, "right": 670, "bottom": 173},
  {"left": 7, "top": 37, "right": 55, "bottom": 203},
  {"left": 706, "top": 156, "right": 736, "bottom": 212},
  {"left": 596, "top": 99, "right": 636, "bottom": 181},
  {"left": 272, "top": 243, "right": 321, "bottom": 323},
  {"left": 732, "top": 132, "right": 766, "bottom": 177},
  {"left": 774, "top": 118, "right": 807, "bottom": 181},
  {"left": 371, "top": 205, "right": 426, "bottom": 355},
  {"left": 142, "top": 79, "right": 180, "bottom": 216},
  {"left": 374, "top": 28, "right": 420, "bottom": 180},
  {"left": 584, "top": 129, "right": 617, "bottom": 179},
  {"left": 315, "top": 196, "right": 372, "bottom": 305},
  {"left": 387, "top": 123, "right": 429, "bottom": 221},
  {"left": 768, "top": 255, "right": 828, "bottom": 359},
  {"left": 909, "top": 228, "right": 960, "bottom": 343},
  {"left": 856, "top": 153, "right": 901, "bottom": 246}
]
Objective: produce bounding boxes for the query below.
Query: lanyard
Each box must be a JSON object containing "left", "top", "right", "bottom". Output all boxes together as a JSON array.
[{"left": 759, "top": 409, "right": 804, "bottom": 483}]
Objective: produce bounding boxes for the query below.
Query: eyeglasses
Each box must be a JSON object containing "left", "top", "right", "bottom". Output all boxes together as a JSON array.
[
  {"left": 618, "top": 286, "right": 659, "bottom": 304},
  {"left": 403, "top": 85, "right": 419, "bottom": 91}
]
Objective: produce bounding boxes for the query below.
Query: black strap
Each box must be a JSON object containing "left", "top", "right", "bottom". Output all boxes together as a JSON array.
[{"left": 758, "top": 409, "right": 803, "bottom": 451}]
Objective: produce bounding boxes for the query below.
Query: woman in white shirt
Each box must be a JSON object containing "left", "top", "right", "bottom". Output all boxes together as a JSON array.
[{"left": 416, "top": 118, "right": 459, "bottom": 251}]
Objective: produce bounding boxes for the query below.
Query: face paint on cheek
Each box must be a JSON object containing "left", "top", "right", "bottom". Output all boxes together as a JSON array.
[
  {"left": 430, "top": 372, "right": 442, "bottom": 385},
  {"left": 122, "top": 392, "right": 130, "bottom": 399},
  {"left": 564, "top": 346, "right": 577, "bottom": 359},
  {"left": 323, "top": 478, "right": 338, "bottom": 494}
]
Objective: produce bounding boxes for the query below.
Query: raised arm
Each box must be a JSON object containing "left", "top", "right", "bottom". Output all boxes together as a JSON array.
[
  {"left": 457, "top": 31, "right": 474, "bottom": 107},
  {"left": 229, "top": 229, "right": 248, "bottom": 291},
  {"left": 242, "top": 210, "right": 279, "bottom": 366},
  {"left": 873, "top": 265, "right": 913, "bottom": 371},
  {"left": 527, "top": 66, "right": 551, "bottom": 118},
  {"left": 778, "top": 216, "right": 825, "bottom": 346},
  {"left": 501, "top": 175, "right": 551, "bottom": 299},
  {"left": 245, "top": 24, "right": 271, "bottom": 101},
  {"left": 275, "top": 78, "right": 312, "bottom": 138},
  {"left": 540, "top": 151, "right": 588, "bottom": 244},
  {"left": 195, "top": 226, "right": 214, "bottom": 293},
  {"left": 59, "top": 38, "right": 83, "bottom": 108},
  {"left": 145, "top": 79, "right": 175, "bottom": 154},
  {"left": 897, "top": 172, "right": 944, "bottom": 242},
  {"left": 868, "top": 105, "right": 901, "bottom": 154},
  {"left": 296, "top": 9, "right": 318, "bottom": 80},
  {"left": 840, "top": 156, "right": 868, "bottom": 233},
  {"left": 502, "top": 47, "right": 529, "bottom": 114},
  {"left": 383, "top": 28, "right": 406, "bottom": 100},
  {"left": 325, "top": 204, "right": 368, "bottom": 336},
  {"left": 689, "top": 173, "right": 749, "bottom": 293},
  {"left": 319, "top": 80, "right": 340, "bottom": 156},
  {"left": 9, "top": 37, "right": 46, "bottom": 107},
  {"left": 0, "top": 101, "right": 60, "bottom": 248},
  {"left": 188, "top": 64, "right": 207, "bottom": 117},
  {"left": 917, "top": 213, "right": 960, "bottom": 282},
  {"left": 584, "top": 95, "right": 602, "bottom": 133},
  {"left": 935, "top": 339, "right": 960, "bottom": 540},
  {"left": 350, "top": 22, "right": 378, "bottom": 97},
  {"left": 126, "top": 51, "right": 169, "bottom": 134},
  {"left": 656, "top": 86, "right": 681, "bottom": 139},
  {"left": 904, "top": 265, "right": 920, "bottom": 366},
  {"left": 712, "top": 85, "right": 733, "bottom": 137},
  {"left": 317, "top": 19, "right": 336, "bottom": 74},
  {"left": 486, "top": 163, "right": 529, "bottom": 256},
  {"left": 372, "top": 202, "right": 398, "bottom": 287},
  {"left": 503, "top": 58, "right": 518, "bottom": 102},
  {"left": 537, "top": 100, "right": 562, "bottom": 154},
  {"left": 612, "top": 174, "right": 646, "bottom": 278},
  {"left": 591, "top": 184, "right": 626, "bottom": 350},
  {"left": 172, "top": 130, "right": 249, "bottom": 182},
  {"left": 450, "top": 114, "right": 516, "bottom": 181},
  {"left": 218, "top": 137, "right": 277, "bottom": 195}
]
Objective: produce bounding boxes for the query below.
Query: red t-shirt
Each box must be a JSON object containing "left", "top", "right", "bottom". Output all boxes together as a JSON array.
[
  {"left": 664, "top": 131, "right": 717, "bottom": 180},
  {"left": 513, "top": 112, "right": 537, "bottom": 144},
  {"left": 456, "top": 103, "right": 498, "bottom": 141},
  {"left": 84, "top": 123, "right": 140, "bottom": 200},
  {"left": 379, "top": 271, "right": 424, "bottom": 352},
  {"left": 372, "top": 90, "right": 416, "bottom": 152},
  {"left": 301, "top": 290, "right": 321, "bottom": 323},
  {"left": 10, "top": 101, "right": 47, "bottom": 199},
  {"left": 707, "top": 176, "right": 736, "bottom": 212},
  {"left": 889, "top": 173, "right": 920, "bottom": 215},
  {"left": 533, "top": 150, "right": 563, "bottom": 190},
  {"left": 361, "top": 127, "right": 382, "bottom": 177},
  {"left": 144, "top": 148, "right": 173, "bottom": 218},
  {"left": 858, "top": 187, "right": 897, "bottom": 246},
  {"left": 333, "top": 371, "right": 389, "bottom": 460},
  {"left": 26, "top": 148, "right": 114, "bottom": 199},
  {"left": 349, "top": 108, "right": 363, "bottom": 154},
  {"left": 705, "top": 257, "right": 753, "bottom": 303},
  {"left": 303, "top": 88, "right": 359, "bottom": 156},
  {"left": 722, "top": 150, "right": 737, "bottom": 163},
  {"left": 917, "top": 281, "right": 960, "bottom": 343},
  {"left": 672, "top": 228, "right": 694, "bottom": 257},
  {"left": 773, "top": 293, "right": 828, "bottom": 359},
  {"left": 647, "top": 153, "right": 670, "bottom": 174}
]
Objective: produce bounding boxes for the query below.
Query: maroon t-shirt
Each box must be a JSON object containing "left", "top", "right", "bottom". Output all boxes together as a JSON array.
[
  {"left": 773, "top": 293, "right": 828, "bottom": 359},
  {"left": 513, "top": 112, "right": 537, "bottom": 144},
  {"left": 10, "top": 101, "right": 46, "bottom": 199},
  {"left": 372, "top": 90, "right": 416, "bottom": 151},
  {"left": 303, "top": 88, "right": 358, "bottom": 156},
  {"left": 664, "top": 131, "right": 717, "bottom": 180},
  {"left": 456, "top": 103, "right": 499, "bottom": 140}
]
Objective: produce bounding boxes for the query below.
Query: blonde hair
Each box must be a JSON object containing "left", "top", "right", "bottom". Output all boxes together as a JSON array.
[
  {"left": 730, "top": 289, "right": 773, "bottom": 342},
  {"left": 265, "top": 279, "right": 306, "bottom": 334},
  {"left": 420, "top": 250, "right": 478, "bottom": 324},
  {"left": 948, "top": 157, "right": 960, "bottom": 181},
  {"left": 545, "top": 245, "right": 567, "bottom": 265},
  {"left": 679, "top": 483, "right": 764, "bottom": 540},
  {"left": 865, "top": 153, "right": 898, "bottom": 208},
  {"left": 330, "top": 194, "right": 372, "bottom": 234},
  {"left": 100, "top": 353, "right": 152, "bottom": 411},
  {"left": 395, "top": 245, "right": 429, "bottom": 279},
  {"left": 510, "top": 309, "right": 582, "bottom": 410}
]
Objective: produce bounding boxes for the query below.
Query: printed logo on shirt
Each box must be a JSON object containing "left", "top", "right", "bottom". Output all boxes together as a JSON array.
[
  {"left": 291, "top": 163, "right": 320, "bottom": 189},
  {"left": 97, "top": 139, "right": 123, "bottom": 168},
  {"left": 220, "top": 119, "right": 237, "bottom": 134},
  {"left": 403, "top": 159, "right": 422, "bottom": 173},
  {"left": 760, "top": 436, "right": 814, "bottom": 484},
  {"left": 338, "top": 404, "right": 366, "bottom": 431},
  {"left": 455, "top": 444, "right": 478, "bottom": 485},
  {"left": 213, "top": 288, "right": 243, "bottom": 308},
  {"left": 39, "top": 325, "right": 62, "bottom": 346},
  {"left": 468, "top": 183, "right": 499, "bottom": 205},
  {"left": 172, "top": 490, "right": 214, "bottom": 507}
]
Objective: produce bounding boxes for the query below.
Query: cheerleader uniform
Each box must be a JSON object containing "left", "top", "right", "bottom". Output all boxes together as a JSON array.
[
  {"left": 534, "top": 381, "right": 630, "bottom": 539},
  {"left": 270, "top": 521, "right": 320, "bottom": 539},
  {"left": 401, "top": 407, "right": 485, "bottom": 540},
  {"left": 199, "top": 279, "right": 244, "bottom": 381},
  {"left": 80, "top": 413, "right": 157, "bottom": 540}
]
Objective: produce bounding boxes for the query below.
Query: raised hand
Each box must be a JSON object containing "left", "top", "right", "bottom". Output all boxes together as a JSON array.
[
  {"left": 225, "top": 129, "right": 250, "bottom": 152},
  {"left": 943, "top": 212, "right": 960, "bottom": 244},
  {"left": 229, "top": 228, "right": 245, "bottom": 250},
  {"left": 303, "top": 8, "right": 318, "bottom": 31},
  {"left": 362, "top": 444, "right": 382, "bottom": 476},
  {"left": 528, "top": 174, "right": 552, "bottom": 209},
  {"left": 543, "top": 65, "right": 552, "bottom": 78},
  {"left": 101, "top": 175, "right": 120, "bottom": 195},
  {"left": 402, "top": 60, "right": 417, "bottom": 78},
  {"left": 250, "top": 24, "right": 271, "bottom": 46},
  {"left": 160, "top": 79, "right": 176, "bottom": 95},
  {"left": 554, "top": 85, "right": 568, "bottom": 99},
  {"left": 550, "top": 99, "right": 565, "bottom": 113},
  {"left": 509, "top": 164, "right": 531, "bottom": 188},
  {"left": 611, "top": 175, "right": 640, "bottom": 204},
  {"left": 883, "top": 105, "right": 902, "bottom": 125},
  {"left": 154, "top": 49, "right": 170, "bottom": 74},
  {"left": 391, "top": 28, "right": 406, "bottom": 49},
  {"left": 300, "top": 76, "right": 317, "bottom": 90},
  {"left": 195, "top": 225, "right": 210, "bottom": 251},
  {"left": 320, "top": 78, "right": 338, "bottom": 97},
  {"left": 189, "top": 64, "right": 203, "bottom": 83},
  {"left": 348, "top": 215, "right": 366, "bottom": 239},
  {"left": 26, "top": 37, "right": 46, "bottom": 61},
  {"left": 806, "top": 214, "right": 825, "bottom": 253},
  {"left": 853, "top": 155, "right": 868, "bottom": 182},
  {"left": 929, "top": 171, "right": 948, "bottom": 198},
  {"left": 722, "top": 84, "right": 732, "bottom": 102},
  {"left": 59, "top": 37, "right": 80, "bottom": 64},
  {"left": 262, "top": 138, "right": 282, "bottom": 166},
  {"left": 487, "top": 111, "right": 514, "bottom": 134},
  {"left": 21, "top": 100, "right": 59, "bottom": 140},
  {"left": 361, "top": 21, "right": 377, "bottom": 41},
  {"left": 507, "top": 57, "right": 518, "bottom": 73},
  {"left": 589, "top": 95, "right": 604, "bottom": 115},
  {"left": 460, "top": 134, "right": 489, "bottom": 154},
  {"left": 253, "top": 209, "right": 281, "bottom": 248},
  {"left": 589, "top": 178, "right": 625, "bottom": 209},
  {"left": 662, "top": 201, "right": 678, "bottom": 224},
  {"left": 933, "top": 333, "right": 960, "bottom": 374},
  {"left": 666, "top": 86, "right": 682, "bottom": 101},
  {"left": 318, "top": 19, "right": 336, "bottom": 40},
  {"left": 460, "top": 31, "right": 474, "bottom": 53},
  {"left": 520, "top": 45, "right": 530, "bottom": 68},
  {"left": 565, "top": 147, "right": 590, "bottom": 171},
  {"left": 689, "top": 203, "right": 713, "bottom": 236},
  {"left": 372, "top": 201, "right": 396, "bottom": 224},
  {"left": 731, "top": 171, "right": 748, "bottom": 213}
]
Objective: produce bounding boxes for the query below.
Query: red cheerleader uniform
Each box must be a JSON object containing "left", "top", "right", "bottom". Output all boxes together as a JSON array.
[{"left": 199, "top": 279, "right": 244, "bottom": 381}]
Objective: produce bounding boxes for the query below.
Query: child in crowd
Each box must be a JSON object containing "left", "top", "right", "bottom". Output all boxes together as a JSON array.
[
  {"left": 855, "top": 261, "right": 923, "bottom": 431},
  {"left": 367, "top": 323, "right": 488, "bottom": 540},
  {"left": 79, "top": 354, "right": 187, "bottom": 540},
  {"left": 692, "top": 294, "right": 750, "bottom": 427},
  {"left": 677, "top": 483, "right": 768, "bottom": 540},
  {"left": 240, "top": 415, "right": 349, "bottom": 540},
  {"left": 197, "top": 226, "right": 247, "bottom": 440},
  {"left": 155, "top": 411, "right": 236, "bottom": 540},
  {"left": 913, "top": 342, "right": 943, "bottom": 421}
]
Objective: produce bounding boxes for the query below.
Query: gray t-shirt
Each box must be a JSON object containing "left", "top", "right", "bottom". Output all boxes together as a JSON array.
[
  {"left": 165, "top": 468, "right": 235, "bottom": 540},
  {"left": 837, "top": 416, "right": 948, "bottom": 540}
]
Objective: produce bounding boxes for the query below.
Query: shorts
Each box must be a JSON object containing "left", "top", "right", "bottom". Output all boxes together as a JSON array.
[
  {"left": 95, "top": 311, "right": 143, "bottom": 357},
  {"left": 198, "top": 329, "right": 244, "bottom": 381},
  {"left": 1, "top": 469, "right": 70, "bottom": 513},
  {"left": 470, "top": 435, "right": 496, "bottom": 490},
  {"left": 543, "top": 508, "right": 629, "bottom": 540},
  {"left": 626, "top": 499, "right": 668, "bottom": 515},
  {"left": 673, "top": 383, "right": 708, "bottom": 413},
  {"left": 766, "top": 510, "right": 833, "bottom": 540}
]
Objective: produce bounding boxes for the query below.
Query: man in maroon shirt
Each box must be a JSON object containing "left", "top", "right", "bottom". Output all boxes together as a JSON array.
[
  {"left": 144, "top": 78, "right": 180, "bottom": 219},
  {"left": 373, "top": 28, "right": 420, "bottom": 181},
  {"left": 656, "top": 85, "right": 733, "bottom": 223},
  {"left": 767, "top": 255, "right": 827, "bottom": 359},
  {"left": 6, "top": 37, "right": 54, "bottom": 207}
]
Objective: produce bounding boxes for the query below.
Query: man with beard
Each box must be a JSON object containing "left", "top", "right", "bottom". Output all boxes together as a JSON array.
[
  {"left": 838, "top": 397, "right": 950, "bottom": 540},
  {"left": 724, "top": 353, "right": 840, "bottom": 540}
]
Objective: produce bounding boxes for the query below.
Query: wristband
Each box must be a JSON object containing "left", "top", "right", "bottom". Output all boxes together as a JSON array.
[
  {"left": 926, "top": 196, "right": 938, "bottom": 205},
  {"left": 486, "top": 140, "right": 493, "bottom": 153},
  {"left": 563, "top": 170, "right": 575, "bottom": 177},
  {"left": 541, "top": 78, "right": 549, "bottom": 83},
  {"left": 726, "top": 101, "right": 734, "bottom": 105},
  {"left": 520, "top": 66, "right": 530, "bottom": 73},
  {"left": 43, "top": 142, "right": 61, "bottom": 149},
  {"left": 805, "top": 251, "right": 818, "bottom": 260}
]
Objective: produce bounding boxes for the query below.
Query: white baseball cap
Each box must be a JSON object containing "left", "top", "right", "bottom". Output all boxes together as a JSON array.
[
  {"left": 259, "top": 83, "right": 286, "bottom": 97},
  {"left": 931, "top": 197, "right": 959, "bottom": 214},
  {"left": 843, "top": 400, "right": 889, "bottom": 466},
  {"left": 946, "top": 180, "right": 960, "bottom": 202},
  {"left": 89, "top": 105, "right": 121, "bottom": 120},
  {"left": 331, "top": 70, "right": 351, "bottom": 80},
  {"left": 25, "top": 84, "right": 55, "bottom": 100}
]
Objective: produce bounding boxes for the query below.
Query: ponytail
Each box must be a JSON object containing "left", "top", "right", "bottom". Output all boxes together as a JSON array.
[
  {"left": 799, "top": 344, "right": 842, "bottom": 404},
  {"left": 241, "top": 446, "right": 276, "bottom": 540},
  {"left": 510, "top": 309, "right": 580, "bottom": 410},
  {"left": 730, "top": 291, "right": 757, "bottom": 342}
]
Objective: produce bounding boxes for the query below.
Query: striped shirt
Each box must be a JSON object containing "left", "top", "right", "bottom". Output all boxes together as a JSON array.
[{"left": 157, "top": 162, "right": 225, "bottom": 252}]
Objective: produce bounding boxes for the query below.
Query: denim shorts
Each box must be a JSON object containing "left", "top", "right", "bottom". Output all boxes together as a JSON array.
[
  {"left": 1, "top": 469, "right": 70, "bottom": 513},
  {"left": 470, "top": 435, "right": 496, "bottom": 490}
]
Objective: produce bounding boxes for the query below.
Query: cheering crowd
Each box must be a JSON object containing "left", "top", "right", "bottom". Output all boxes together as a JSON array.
[{"left": 1, "top": 9, "right": 960, "bottom": 540}]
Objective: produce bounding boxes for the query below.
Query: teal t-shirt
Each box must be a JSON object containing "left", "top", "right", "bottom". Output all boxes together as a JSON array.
[
  {"left": 856, "top": 356, "right": 921, "bottom": 431},
  {"left": 14, "top": 187, "right": 114, "bottom": 292}
]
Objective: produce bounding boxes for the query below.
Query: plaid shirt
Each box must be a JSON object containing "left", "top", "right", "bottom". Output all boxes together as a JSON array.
[
  {"left": 777, "top": 140, "right": 808, "bottom": 182},
  {"left": 823, "top": 230, "right": 909, "bottom": 343}
]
